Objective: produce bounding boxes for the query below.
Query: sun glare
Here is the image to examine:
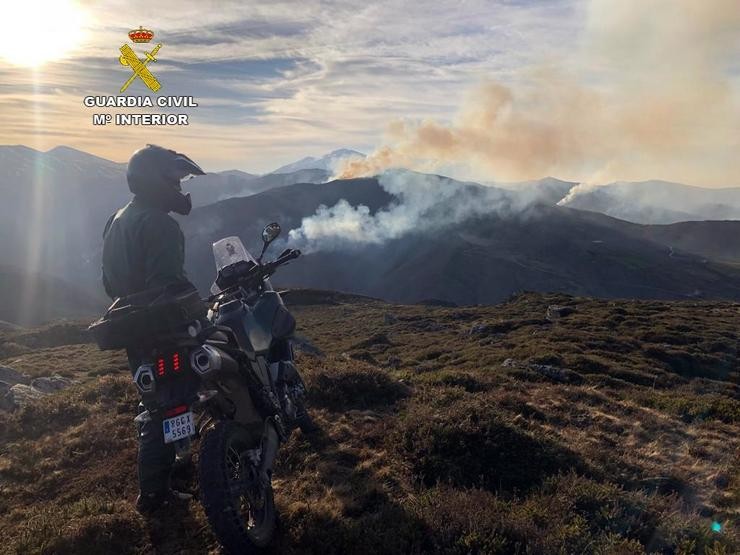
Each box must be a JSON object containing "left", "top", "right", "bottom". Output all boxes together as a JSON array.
[{"left": 0, "top": 0, "right": 88, "bottom": 67}]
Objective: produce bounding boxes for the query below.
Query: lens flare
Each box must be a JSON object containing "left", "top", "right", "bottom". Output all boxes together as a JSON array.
[{"left": 0, "top": 0, "right": 88, "bottom": 67}]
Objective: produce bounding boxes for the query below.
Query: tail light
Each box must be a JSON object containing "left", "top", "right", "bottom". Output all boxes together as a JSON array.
[
  {"left": 165, "top": 404, "right": 188, "bottom": 417},
  {"left": 154, "top": 351, "right": 187, "bottom": 378}
]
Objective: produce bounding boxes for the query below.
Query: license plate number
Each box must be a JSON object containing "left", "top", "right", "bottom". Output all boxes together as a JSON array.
[{"left": 162, "top": 411, "right": 195, "bottom": 444}]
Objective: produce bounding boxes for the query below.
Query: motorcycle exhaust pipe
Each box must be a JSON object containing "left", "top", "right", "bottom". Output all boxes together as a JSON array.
[{"left": 190, "top": 345, "right": 239, "bottom": 376}]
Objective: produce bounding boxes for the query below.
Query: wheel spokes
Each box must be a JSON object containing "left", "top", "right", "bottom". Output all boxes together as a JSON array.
[{"left": 225, "top": 443, "right": 265, "bottom": 530}]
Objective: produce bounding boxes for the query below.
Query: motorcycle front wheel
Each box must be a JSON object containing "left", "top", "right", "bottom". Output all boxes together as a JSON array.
[{"left": 199, "top": 420, "right": 276, "bottom": 553}]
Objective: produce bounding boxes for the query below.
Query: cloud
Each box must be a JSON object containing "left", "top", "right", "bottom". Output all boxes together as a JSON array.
[
  {"left": 0, "top": 0, "right": 580, "bottom": 172},
  {"left": 338, "top": 0, "right": 740, "bottom": 188}
]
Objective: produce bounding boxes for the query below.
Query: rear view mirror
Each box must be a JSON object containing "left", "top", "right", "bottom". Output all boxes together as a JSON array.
[
  {"left": 262, "top": 222, "right": 281, "bottom": 245},
  {"left": 258, "top": 222, "right": 281, "bottom": 262}
]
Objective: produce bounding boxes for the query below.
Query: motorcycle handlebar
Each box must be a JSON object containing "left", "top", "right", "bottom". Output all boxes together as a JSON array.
[{"left": 206, "top": 249, "right": 301, "bottom": 303}]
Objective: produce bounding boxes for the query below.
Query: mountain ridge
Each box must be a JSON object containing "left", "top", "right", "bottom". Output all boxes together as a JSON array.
[{"left": 271, "top": 148, "right": 366, "bottom": 174}]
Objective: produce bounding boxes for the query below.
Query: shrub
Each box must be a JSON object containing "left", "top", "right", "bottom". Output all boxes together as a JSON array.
[
  {"left": 394, "top": 397, "right": 587, "bottom": 493},
  {"left": 306, "top": 361, "right": 410, "bottom": 411}
]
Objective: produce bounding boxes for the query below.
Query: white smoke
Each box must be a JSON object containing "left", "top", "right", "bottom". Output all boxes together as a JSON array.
[
  {"left": 288, "top": 170, "right": 511, "bottom": 253},
  {"left": 289, "top": 0, "right": 740, "bottom": 253}
]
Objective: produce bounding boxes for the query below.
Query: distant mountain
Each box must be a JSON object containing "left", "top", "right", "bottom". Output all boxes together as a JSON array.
[
  {"left": 559, "top": 180, "right": 740, "bottom": 224},
  {"left": 186, "top": 170, "right": 257, "bottom": 208},
  {"left": 629, "top": 220, "right": 740, "bottom": 265},
  {"left": 182, "top": 177, "right": 740, "bottom": 304},
  {"left": 0, "top": 146, "right": 332, "bottom": 289},
  {"left": 271, "top": 149, "right": 365, "bottom": 174},
  {"left": 0, "top": 145, "right": 131, "bottom": 292},
  {"left": 188, "top": 168, "right": 331, "bottom": 207},
  {"left": 4, "top": 144, "right": 740, "bottom": 319}
]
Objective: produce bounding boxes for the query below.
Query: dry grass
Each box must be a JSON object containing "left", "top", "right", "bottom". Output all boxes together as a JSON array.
[{"left": 0, "top": 291, "right": 737, "bottom": 554}]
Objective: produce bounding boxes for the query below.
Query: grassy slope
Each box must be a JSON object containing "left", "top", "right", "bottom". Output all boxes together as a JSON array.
[{"left": 0, "top": 292, "right": 737, "bottom": 554}]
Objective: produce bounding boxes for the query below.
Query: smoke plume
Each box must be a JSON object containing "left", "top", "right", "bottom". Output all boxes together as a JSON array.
[
  {"left": 338, "top": 0, "right": 740, "bottom": 189},
  {"left": 288, "top": 171, "right": 511, "bottom": 252}
]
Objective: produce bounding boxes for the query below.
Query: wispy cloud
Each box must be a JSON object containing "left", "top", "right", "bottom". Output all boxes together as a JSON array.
[{"left": 16, "top": 0, "right": 737, "bottom": 184}]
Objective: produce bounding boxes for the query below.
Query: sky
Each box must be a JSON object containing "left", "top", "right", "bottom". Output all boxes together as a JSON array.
[{"left": 0, "top": 0, "right": 738, "bottom": 184}]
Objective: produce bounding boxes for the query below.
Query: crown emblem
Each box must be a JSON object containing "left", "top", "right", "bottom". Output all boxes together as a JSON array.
[{"left": 128, "top": 26, "right": 154, "bottom": 43}]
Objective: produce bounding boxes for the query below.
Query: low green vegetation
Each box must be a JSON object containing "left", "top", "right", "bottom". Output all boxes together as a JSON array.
[{"left": 0, "top": 292, "right": 737, "bottom": 554}]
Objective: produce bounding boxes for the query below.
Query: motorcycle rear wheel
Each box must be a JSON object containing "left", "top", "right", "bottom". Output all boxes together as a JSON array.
[{"left": 199, "top": 420, "right": 276, "bottom": 553}]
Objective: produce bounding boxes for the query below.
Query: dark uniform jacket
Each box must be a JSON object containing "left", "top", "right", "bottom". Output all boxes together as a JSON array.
[{"left": 102, "top": 196, "right": 189, "bottom": 299}]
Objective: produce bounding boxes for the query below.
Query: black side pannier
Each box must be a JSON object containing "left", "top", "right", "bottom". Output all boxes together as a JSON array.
[{"left": 89, "top": 282, "right": 206, "bottom": 350}]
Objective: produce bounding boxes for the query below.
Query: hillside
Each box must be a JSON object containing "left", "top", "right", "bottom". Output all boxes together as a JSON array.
[
  {"left": 183, "top": 177, "right": 740, "bottom": 304},
  {"left": 636, "top": 221, "right": 740, "bottom": 265},
  {"left": 2, "top": 144, "right": 739, "bottom": 318},
  {"left": 559, "top": 181, "right": 740, "bottom": 224},
  {"left": 0, "top": 265, "right": 105, "bottom": 326},
  {"left": 0, "top": 292, "right": 737, "bottom": 554},
  {"left": 0, "top": 146, "right": 327, "bottom": 293}
]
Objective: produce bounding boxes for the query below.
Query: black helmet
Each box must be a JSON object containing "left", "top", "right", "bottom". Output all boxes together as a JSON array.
[{"left": 126, "top": 144, "right": 205, "bottom": 215}]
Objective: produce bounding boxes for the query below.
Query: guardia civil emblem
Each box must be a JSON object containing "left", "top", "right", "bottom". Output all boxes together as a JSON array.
[{"left": 119, "top": 26, "right": 162, "bottom": 93}]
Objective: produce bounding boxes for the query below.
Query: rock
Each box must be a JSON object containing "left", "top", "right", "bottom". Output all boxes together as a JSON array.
[
  {"left": 292, "top": 335, "right": 324, "bottom": 357},
  {"left": 383, "top": 313, "right": 398, "bottom": 325},
  {"left": 469, "top": 323, "right": 491, "bottom": 336},
  {"left": 546, "top": 305, "right": 575, "bottom": 321},
  {"left": 5, "top": 383, "right": 45, "bottom": 408},
  {"left": 0, "top": 365, "right": 31, "bottom": 386},
  {"left": 531, "top": 364, "right": 569, "bottom": 382},
  {"left": 0, "top": 373, "right": 77, "bottom": 411},
  {"left": 415, "top": 321, "right": 446, "bottom": 332},
  {"left": 31, "top": 374, "right": 75, "bottom": 394},
  {"left": 501, "top": 358, "right": 580, "bottom": 383}
]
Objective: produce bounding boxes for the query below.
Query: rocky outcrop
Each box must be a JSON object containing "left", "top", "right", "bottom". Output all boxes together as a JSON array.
[
  {"left": 5, "top": 383, "right": 46, "bottom": 408},
  {"left": 31, "top": 374, "right": 75, "bottom": 394},
  {"left": 0, "top": 365, "right": 31, "bottom": 386},
  {"left": 502, "top": 358, "right": 582, "bottom": 384},
  {"left": 0, "top": 370, "right": 76, "bottom": 410},
  {"left": 546, "top": 305, "right": 576, "bottom": 321}
]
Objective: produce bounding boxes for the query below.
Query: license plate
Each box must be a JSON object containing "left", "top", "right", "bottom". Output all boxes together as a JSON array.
[{"left": 162, "top": 411, "right": 195, "bottom": 444}]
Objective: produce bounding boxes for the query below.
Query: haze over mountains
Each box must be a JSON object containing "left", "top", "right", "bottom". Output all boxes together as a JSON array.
[
  {"left": 182, "top": 177, "right": 740, "bottom": 305},
  {"left": 271, "top": 148, "right": 365, "bottom": 174},
  {"left": 1, "top": 144, "right": 739, "bottom": 324},
  {"left": 558, "top": 181, "right": 740, "bottom": 224}
]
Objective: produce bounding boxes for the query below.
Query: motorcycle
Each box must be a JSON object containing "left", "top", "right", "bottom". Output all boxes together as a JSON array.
[{"left": 129, "top": 222, "right": 312, "bottom": 552}]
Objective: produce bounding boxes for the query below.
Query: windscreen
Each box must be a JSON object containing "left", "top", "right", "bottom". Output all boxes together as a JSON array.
[{"left": 212, "top": 236, "right": 256, "bottom": 272}]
